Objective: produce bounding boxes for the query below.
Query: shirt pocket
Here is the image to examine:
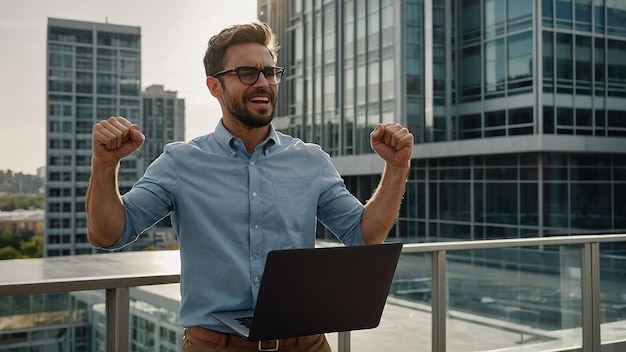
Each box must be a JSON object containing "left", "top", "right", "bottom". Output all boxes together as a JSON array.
[{"left": 271, "top": 179, "right": 317, "bottom": 234}]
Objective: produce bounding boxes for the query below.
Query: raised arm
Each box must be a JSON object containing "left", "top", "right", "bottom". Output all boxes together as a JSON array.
[
  {"left": 86, "top": 116, "right": 145, "bottom": 248},
  {"left": 361, "top": 123, "right": 413, "bottom": 244}
]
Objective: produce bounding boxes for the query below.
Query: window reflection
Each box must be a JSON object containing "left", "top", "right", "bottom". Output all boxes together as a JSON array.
[
  {"left": 556, "top": 0, "right": 573, "bottom": 28},
  {"left": 508, "top": 31, "right": 533, "bottom": 91},
  {"left": 575, "top": 35, "right": 592, "bottom": 95},
  {"left": 485, "top": 39, "right": 505, "bottom": 97},
  {"left": 508, "top": 0, "right": 533, "bottom": 31},
  {"left": 461, "top": 45, "right": 481, "bottom": 101}
]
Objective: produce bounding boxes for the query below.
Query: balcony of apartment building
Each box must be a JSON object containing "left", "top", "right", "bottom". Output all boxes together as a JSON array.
[{"left": 1, "top": 234, "right": 626, "bottom": 352}]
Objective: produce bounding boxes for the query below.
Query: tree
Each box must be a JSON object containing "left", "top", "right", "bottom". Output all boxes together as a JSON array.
[
  {"left": 0, "top": 229, "right": 43, "bottom": 259},
  {"left": 0, "top": 246, "right": 21, "bottom": 260},
  {"left": 0, "top": 194, "right": 44, "bottom": 211},
  {"left": 20, "top": 235, "right": 43, "bottom": 258},
  {"left": 0, "top": 230, "right": 15, "bottom": 248}
]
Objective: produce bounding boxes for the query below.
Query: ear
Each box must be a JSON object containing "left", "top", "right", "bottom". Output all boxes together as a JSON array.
[{"left": 206, "top": 76, "right": 223, "bottom": 99}]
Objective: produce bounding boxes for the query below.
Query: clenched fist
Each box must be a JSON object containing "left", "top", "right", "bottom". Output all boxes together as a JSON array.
[
  {"left": 370, "top": 123, "right": 413, "bottom": 169},
  {"left": 92, "top": 116, "right": 145, "bottom": 165}
]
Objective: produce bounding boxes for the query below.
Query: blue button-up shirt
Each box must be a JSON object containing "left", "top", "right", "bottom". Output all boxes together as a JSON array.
[{"left": 108, "top": 120, "right": 365, "bottom": 332}]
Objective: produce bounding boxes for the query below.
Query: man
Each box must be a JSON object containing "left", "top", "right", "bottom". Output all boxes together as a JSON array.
[{"left": 86, "top": 21, "right": 413, "bottom": 351}]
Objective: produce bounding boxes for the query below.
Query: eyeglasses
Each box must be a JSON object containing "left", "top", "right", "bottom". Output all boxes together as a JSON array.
[{"left": 212, "top": 66, "right": 285, "bottom": 85}]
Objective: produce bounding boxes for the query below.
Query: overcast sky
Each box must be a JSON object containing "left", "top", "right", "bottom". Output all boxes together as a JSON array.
[{"left": 0, "top": 0, "right": 258, "bottom": 174}]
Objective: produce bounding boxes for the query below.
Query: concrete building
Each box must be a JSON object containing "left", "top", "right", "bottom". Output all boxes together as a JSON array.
[
  {"left": 0, "top": 209, "right": 44, "bottom": 234},
  {"left": 44, "top": 20, "right": 185, "bottom": 257},
  {"left": 45, "top": 18, "right": 142, "bottom": 257},
  {"left": 2, "top": 18, "right": 185, "bottom": 352},
  {"left": 140, "top": 84, "right": 186, "bottom": 170}
]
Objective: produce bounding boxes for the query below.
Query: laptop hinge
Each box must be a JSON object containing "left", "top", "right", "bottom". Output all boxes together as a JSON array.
[{"left": 258, "top": 339, "right": 279, "bottom": 351}]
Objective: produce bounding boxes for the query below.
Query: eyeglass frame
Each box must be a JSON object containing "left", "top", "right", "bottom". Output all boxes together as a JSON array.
[{"left": 211, "top": 66, "right": 285, "bottom": 86}]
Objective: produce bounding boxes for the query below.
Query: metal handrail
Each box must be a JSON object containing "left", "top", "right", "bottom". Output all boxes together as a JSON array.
[
  {"left": 398, "top": 233, "right": 626, "bottom": 352},
  {"left": 0, "top": 234, "right": 625, "bottom": 352}
]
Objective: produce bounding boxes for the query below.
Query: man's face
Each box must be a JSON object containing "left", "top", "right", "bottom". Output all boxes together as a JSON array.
[{"left": 219, "top": 43, "right": 278, "bottom": 128}]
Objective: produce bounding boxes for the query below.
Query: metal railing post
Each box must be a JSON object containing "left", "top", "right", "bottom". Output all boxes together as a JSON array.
[
  {"left": 337, "top": 330, "right": 351, "bottom": 352},
  {"left": 432, "top": 250, "right": 447, "bottom": 352},
  {"left": 581, "top": 242, "right": 601, "bottom": 351},
  {"left": 106, "top": 287, "right": 130, "bottom": 352}
]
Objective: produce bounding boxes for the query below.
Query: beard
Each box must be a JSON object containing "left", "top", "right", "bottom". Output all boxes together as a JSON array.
[{"left": 223, "top": 87, "right": 276, "bottom": 128}]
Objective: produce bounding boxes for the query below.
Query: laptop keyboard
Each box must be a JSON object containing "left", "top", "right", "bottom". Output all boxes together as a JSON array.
[{"left": 235, "top": 316, "right": 254, "bottom": 329}]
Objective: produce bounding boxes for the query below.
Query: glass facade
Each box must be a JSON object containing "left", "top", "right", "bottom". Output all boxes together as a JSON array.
[
  {"left": 262, "top": 0, "right": 626, "bottom": 344},
  {"left": 261, "top": 0, "right": 626, "bottom": 241}
]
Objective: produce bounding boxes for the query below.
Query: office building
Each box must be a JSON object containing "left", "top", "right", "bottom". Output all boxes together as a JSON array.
[
  {"left": 45, "top": 20, "right": 186, "bottom": 257},
  {"left": 122, "top": 84, "right": 185, "bottom": 250},
  {"left": 45, "top": 18, "right": 142, "bottom": 257},
  {"left": 259, "top": 0, "right": 626, "bottom": 243},
  {"left": 259, "top": 0, "right": 626, "bottom": 331},
  {"left": 4, "top": 18, "right": 186, "bottom": 352},
  {"left": 11, "top": 17, "right": 143, "bottom": 352},
  {"left": 141, "top": 85, "right": 185, "bottom": 169}
]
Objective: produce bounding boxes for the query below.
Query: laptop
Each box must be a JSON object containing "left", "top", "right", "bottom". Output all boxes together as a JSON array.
[{"left": 212, "top": 242, "right": 403, "bottom": 341}]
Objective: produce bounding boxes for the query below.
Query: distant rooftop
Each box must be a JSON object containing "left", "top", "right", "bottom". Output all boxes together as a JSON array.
[{"left": 0, "top": 209, "right": 44, "bottom": 221}]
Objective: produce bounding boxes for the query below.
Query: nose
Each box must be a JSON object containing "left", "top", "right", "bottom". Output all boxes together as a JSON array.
[{"left": 252, "top": 71, "right": 271, "bottom": 87}]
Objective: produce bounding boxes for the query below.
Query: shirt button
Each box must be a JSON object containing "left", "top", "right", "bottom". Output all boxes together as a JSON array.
[
  {"left": 254, "top": 276, "right": 260, "bottom": 283},
  {"left": 254, "top": 224, "right": 259, "bottom": 229},
  {"left": 250, "top": 161, "right": 255, "bottom": 166},
  {"left": 252, "top": 192, "right": 258, "bottom": 198},
  {"left": 252, "top": 255, "right": 258, "bottom": 260}
]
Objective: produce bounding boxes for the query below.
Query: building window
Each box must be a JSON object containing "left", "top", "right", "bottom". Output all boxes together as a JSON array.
[
  {"left": 507, "top": 0, "right": 533, "bottom": 31},
  {"left": 556, "top": 32, "right": 573, "bottom": 93},
  {"left": 49, "top": 27, "right": 92, "bottom": 44},
  {"left": 508, "top": 31, "right": 533, "bottom": 92},
  {"left": 458, "top": 113, "right": 482, "bottom": 139},
  {"left": 556, "top": 0, "right": 573, "bottom": 29},
  {"left": 543, "top": 31, "right": 554, "bottom": 92},
  {"left": 575, "top": 108, "right": 593, "bottom": 135},
  {"left": 594, "top": 109, "right": 606, "bottom": 136},
  {"left": 607, "top": 39, "right": 626, "bottom": 97},
  {"left": 508, "top": 107, "right": 534, "bottom": 135},
  {"left": 484, "top": 0, "right": 505, "bottom": 37},
  {"left": 574, "top": 0, "right": 592, "bottom": 31},
  {"left": 542, "top": 0, "right": 554, "bottom": 26},
  {"left": 461, "top": 0, "right": 481, "bottom": 44},
  {"left": 607, "top": 1, "right": 626, "bottom": 36},
  {"left": 485, "top": 38, "right": 505, "bottom": 97},
  {"left": 461, "top": 45, "right": 481, "bottom": 101},
  {"left": 97, "top": 73, "right": 117, "bottom": 95},
  {"left": 575, "top": 35, "right": 592, "bottom": 95},
  {"left": 556, "top": 107, "right": 574, "bottom": 134},
  {"left": 97, "top": 32, "right": 139, "bottom": 48},
  {"left": 75, "top": 71, "right": 93, "bottom": 93},
  {"left": 485, "top": 110, "right": 506, "bottom": 137},
  {"left": 607, "top": 110, "right": 626, "bottom": 136}
]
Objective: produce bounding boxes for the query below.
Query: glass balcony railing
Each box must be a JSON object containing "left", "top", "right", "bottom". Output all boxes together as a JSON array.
[{"left": 1, "top": 234, "right": 625, "bottom": 352}]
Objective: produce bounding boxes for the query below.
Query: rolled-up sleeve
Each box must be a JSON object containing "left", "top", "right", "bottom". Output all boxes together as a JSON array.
[
  {"left": 106, "top": 147, "right": 179, "bottom": 250},
  {"left": 315, "top": 152, "right": 366, "bottom": 246}
]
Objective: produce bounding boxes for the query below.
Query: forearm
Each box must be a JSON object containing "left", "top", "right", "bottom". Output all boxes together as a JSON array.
[
  {"left": 361, "top": 161, "right": 410, "bottom": 244},
  {"left": 85, "top": 160, "right": 126, "bottom": 248}
]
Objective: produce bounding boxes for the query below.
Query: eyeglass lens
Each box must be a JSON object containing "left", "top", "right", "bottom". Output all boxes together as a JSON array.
[{"left": 238, "top": 67, "right": 283, "bottom": 85}]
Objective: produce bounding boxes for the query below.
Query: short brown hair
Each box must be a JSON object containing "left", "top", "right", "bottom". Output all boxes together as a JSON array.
[{"left": 203, "top": 21, "right": 279, "bottom": 77}]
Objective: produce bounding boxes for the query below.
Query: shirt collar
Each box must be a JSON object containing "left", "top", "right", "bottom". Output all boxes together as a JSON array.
[{"left": 214, "top": 118, "right": 279, "bottom": 157}]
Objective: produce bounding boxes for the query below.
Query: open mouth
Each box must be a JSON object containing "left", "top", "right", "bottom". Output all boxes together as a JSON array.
[{"left": 248, "top": 96, "right": 270, "bottom": 104}]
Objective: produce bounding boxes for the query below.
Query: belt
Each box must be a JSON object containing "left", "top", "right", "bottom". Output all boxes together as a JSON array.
[{"left": 185, "top": 326, "right": 320, "bottom": 351}]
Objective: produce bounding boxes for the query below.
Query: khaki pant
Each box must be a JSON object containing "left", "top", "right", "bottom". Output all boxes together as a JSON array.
[{"left": 181, "top": 329, "right": 332, "bottom": 352}]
